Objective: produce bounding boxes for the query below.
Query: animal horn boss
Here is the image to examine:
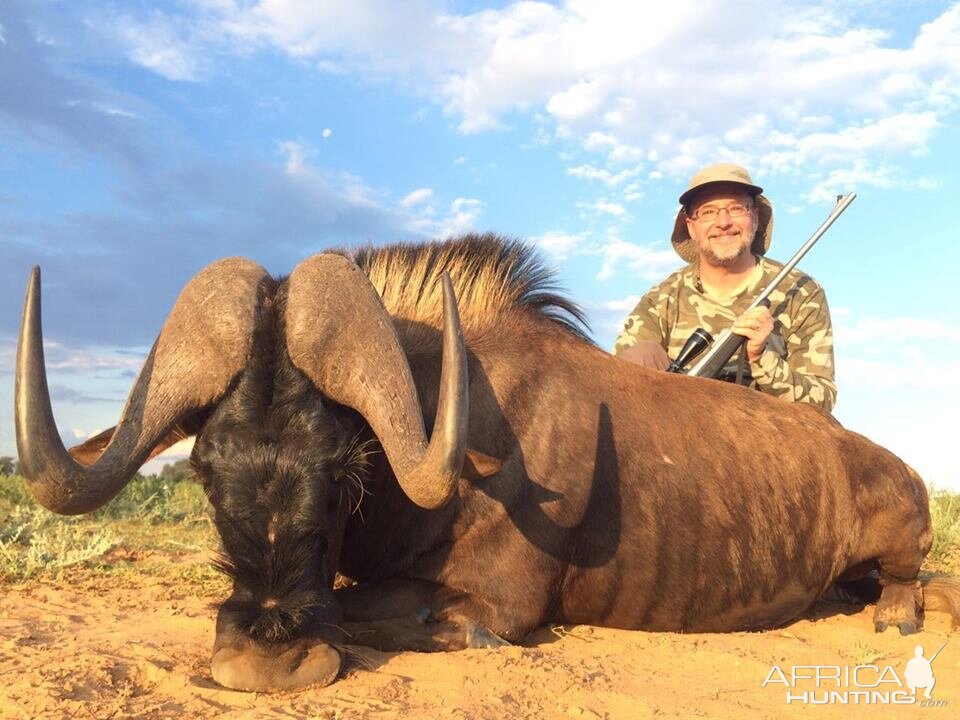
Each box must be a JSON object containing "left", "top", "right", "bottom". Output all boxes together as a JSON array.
[
  {"left": 285, "top": 253, "right": 469, "bottom": 509},
  {"left": 15, "top": 258, "right": 270, "bottom": 515}
]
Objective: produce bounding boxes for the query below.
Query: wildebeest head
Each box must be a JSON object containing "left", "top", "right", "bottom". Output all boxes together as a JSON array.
[{"left": 14, "top": 253, "right": 470, "bottom": 692}]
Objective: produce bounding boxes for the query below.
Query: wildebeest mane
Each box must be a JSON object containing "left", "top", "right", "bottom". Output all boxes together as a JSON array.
[{"left": 345, "top": 233, "right": 592, "bottom": 345}]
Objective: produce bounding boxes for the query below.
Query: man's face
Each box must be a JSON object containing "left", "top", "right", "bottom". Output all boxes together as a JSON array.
[{"left": 685, "top": 184, "right": 758, "bottom": 268}]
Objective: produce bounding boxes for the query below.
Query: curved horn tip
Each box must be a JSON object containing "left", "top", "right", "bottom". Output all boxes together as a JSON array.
[
  {"left": 440, "top": 273, "right": 459, "bottom": 322},
  {"left": 24, "top": 266, "right": 41, "bottom": 311}
]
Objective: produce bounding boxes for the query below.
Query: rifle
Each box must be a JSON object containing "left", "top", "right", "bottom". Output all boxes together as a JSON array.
[{"left": 667, "top": 192, "right": 856, "bottom": 378}]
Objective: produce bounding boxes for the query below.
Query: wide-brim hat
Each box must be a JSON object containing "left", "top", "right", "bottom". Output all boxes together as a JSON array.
[{"left": 670, "top": 163, "right": 773, "bottom": 264}]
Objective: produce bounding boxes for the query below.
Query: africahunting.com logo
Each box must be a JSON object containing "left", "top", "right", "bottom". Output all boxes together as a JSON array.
[{"left": 762, "top": 641, "right": 948, "bottom": 706}]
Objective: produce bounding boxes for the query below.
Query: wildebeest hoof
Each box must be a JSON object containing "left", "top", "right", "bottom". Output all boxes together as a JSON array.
[
  {"left": 898, "top": 621, "right": 918, "bottom": 636},
  {"left": 874, "top": 620, "right": 889, "bottom": 633},
  {"left": 465, "top": 621, "right": 510, "bottom": 649}
]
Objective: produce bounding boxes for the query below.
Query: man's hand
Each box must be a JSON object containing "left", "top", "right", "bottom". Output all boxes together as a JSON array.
[{"left": 731, "top": 306, "right": 774, "bottom": 362}]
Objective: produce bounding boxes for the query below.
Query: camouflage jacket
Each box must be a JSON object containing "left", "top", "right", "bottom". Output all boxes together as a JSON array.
[{"left": 613, "top": 257, "right": 837, "bottom": 411}]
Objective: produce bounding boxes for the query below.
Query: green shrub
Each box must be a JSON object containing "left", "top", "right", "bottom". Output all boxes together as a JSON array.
[
  {"left": 0, "top": 505, "right": 118, "bottom": 581},
  {"left": 92, "top": 473, "right": 209, "bottom": 522},
  {"left": 0, "top": 473, "right": 34, "bottom": 508},
  {"left": 928, "top": 487, "right": 960, "bottom": 573},
  {"left": 1, "top": 472, "right": 214, "bottom": 582}
]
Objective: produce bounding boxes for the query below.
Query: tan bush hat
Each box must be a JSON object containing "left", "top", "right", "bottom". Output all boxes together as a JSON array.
[{"left": 670, "top": 163, "right": 773, "bottom": 264}]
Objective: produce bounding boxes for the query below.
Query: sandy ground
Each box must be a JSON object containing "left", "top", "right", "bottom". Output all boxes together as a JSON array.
[{"left": 0, "top": 552, "right": 957, "bottom": 720}]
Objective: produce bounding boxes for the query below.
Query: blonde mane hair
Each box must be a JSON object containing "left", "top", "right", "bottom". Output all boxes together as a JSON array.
[{"left": 345, "top": 233, "right": 590, "bottom": 344}]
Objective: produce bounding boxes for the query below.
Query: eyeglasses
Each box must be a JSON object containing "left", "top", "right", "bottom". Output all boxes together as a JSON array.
[{"left": 690, "top": 202, "right": 753, "bottom": 222}]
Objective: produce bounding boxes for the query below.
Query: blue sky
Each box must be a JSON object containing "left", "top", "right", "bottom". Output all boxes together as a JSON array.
[{"left": 1, "top": 0, "right": 958, "bottom": 489}]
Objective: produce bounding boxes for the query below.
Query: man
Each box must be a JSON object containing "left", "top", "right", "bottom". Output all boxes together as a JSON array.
[{"left": 614, "top": 163, "right": 836, "bottom": 411}]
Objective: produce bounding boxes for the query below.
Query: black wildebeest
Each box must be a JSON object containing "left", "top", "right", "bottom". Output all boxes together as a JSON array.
[{"left": 14, "top": 235, "right": 959, "bottom": 691}]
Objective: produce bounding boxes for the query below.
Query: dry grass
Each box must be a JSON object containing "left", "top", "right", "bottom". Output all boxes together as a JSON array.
[
  {"left": 927, "top": 487, "right": 960, "bottom": 574},
  {"left": 0, "top": 473, "right": 217, "bottom": 584}
]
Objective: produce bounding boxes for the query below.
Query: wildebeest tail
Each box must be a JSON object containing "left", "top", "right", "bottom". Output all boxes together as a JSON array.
[{"left": 922, "top": 575, "right": 960, "bottom": 628}]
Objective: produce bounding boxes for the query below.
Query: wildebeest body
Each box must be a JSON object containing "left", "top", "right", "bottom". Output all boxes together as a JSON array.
[
  {"left": 334, "top": 306, "right": 930, "bottom": 639},
  {"left": 15, "top": 234, "right": 950, "bottom": 692}
]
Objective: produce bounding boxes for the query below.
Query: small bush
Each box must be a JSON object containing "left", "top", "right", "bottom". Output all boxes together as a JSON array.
[
  {"left": 0, "top": 473, "right": 35, "bottom": 507},
  {"left": 1, "top": 473, "right": 214, "bottom": 583},
  {"left": 0, "top": 505, "right": 118, "bottom": 581},
  {"left": 93, "top": 474, "right": 209, "bottom": 523},
  {"left": 928, "top": 488, "right": 960, "bottom": 573}
]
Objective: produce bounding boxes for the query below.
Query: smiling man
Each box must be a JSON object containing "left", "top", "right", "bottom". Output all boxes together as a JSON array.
[{"left": 614, "top": 163, "right": 837, "bottom": 411}]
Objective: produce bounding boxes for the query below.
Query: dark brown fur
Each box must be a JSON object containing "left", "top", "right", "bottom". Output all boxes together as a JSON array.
[{"left": 323, "top": 235, "right": 952, "bottom": 644}]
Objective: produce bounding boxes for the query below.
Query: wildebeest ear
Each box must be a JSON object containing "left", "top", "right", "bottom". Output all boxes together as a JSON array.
[
  {"left": 68, "top": 412, "right": 209, "bottom": 468},
  {"left": 461, "top": 448, "right": 502, "bottom": 480},
  {"left": 68, "top": 427, "right": 116, "bottom": 467}
]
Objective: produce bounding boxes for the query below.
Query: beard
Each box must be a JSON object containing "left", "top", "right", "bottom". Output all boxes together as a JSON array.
[{"left": 698, "top": 232, "right": 752, "bottom": 268}]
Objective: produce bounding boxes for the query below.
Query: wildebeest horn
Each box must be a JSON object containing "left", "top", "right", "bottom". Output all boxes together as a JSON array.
[
  {"left": 285, "top": 254, "right": 468, "bottom": 510},
  {"left": 15, "top": 259, "right": 270, "bottom": 515}
]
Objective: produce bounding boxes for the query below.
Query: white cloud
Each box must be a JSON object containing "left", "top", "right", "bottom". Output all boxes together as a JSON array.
[
  {"left": 596, "top": 238, "right": 680, "bottom": 282},
  {"left": 275, "top": 140, "right": 387, "bottom": 210},
  {"left": 595, "top": 295, "right": 643, "bottom": 313},
  {"left": 763, "top": 113, "right": 940, "bottom": 170},
  {"left": 579, "top": 199, "right": 626, "bottom": 218},
  {"left": 582, "top": 292, "right": 652, "bottom": 343},
  {"left": 279, "top": 140, "right": 307, "bottom": 174},
  {"left": 316, "top": 59, "right": 346, "bottom": 75},
  {"left": 724, "top": 114, "right": 771, "bottom": 146},
  {"left": 322, "top": 128, "right": 332, "bottom": 138},
  {"left": 521, "top": 126, "right": 552, "bottom": 149},
  {"left": 113, "top": 12, "right": 206, "bottom": 81},
  {"left": 834, "top": 313, "right": 960, "bottom": 390},
  {"left": 437, "top": 197, "right": 484, "bottom": 237},
  {"left": 403, "top": 194, "right": 483, "bottom": 238},
  {"left": 547, "top": 79, "right": 608, "bottom": 124},
  {"left": 273, "top": 141, "right": 486, "bottom": 241},
  {"left": 835, "top": 315, "right": 960, "bottom": 345},
  {"left": 155, "top": 435, "right": 195, "bottom": 459},
  {"left": 401, "top": 187, "right": 434, "bottom": 207},
  {"left": 139, "top": 436, "right": 197, "bottom": 475},
  {"left": 529, "top": 231, "right": 588, "bottom": 262},
  {"left": 802, "top": 161, "right": 939, "bottom": 204},
  {"left": 34, "top": 340, "right": 145, "bottom": 374},
  {"left": 112, "top": 2, "right": 960, "bottom": 201},
  {"left": 839, "top": 356, "right": 960, "bottom": 389},
  {"left": 566, "top": 164, "right": 640, "bottom": 188}
]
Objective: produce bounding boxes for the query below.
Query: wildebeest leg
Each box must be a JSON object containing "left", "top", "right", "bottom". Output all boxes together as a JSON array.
[
  {"left": 871, "top": 527, "right": 928, "bottom": 635},
  {"left": 855, "top": 464, "right": 932, "bottom": 636},
  {"left": 335, "top": 579, "right": 510, "bottom": 652},
  {"left": 336, "top": 578, "right": 440, "bottom": 621},
  {"left": 340, "top": 614, "right": 508, "bottom": 652},
  {"left": 826, "top": 562, "right": 882, "bottom": 605}
]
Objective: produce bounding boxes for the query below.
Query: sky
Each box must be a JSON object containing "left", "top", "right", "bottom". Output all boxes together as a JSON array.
[{"left": 1, "top": 0, "right": 959, "bottom": 490}]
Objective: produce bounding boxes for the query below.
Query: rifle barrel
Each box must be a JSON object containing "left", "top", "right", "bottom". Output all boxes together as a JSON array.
[{"left": 745, "top": 192, "right": 856, "bottom": 313}]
